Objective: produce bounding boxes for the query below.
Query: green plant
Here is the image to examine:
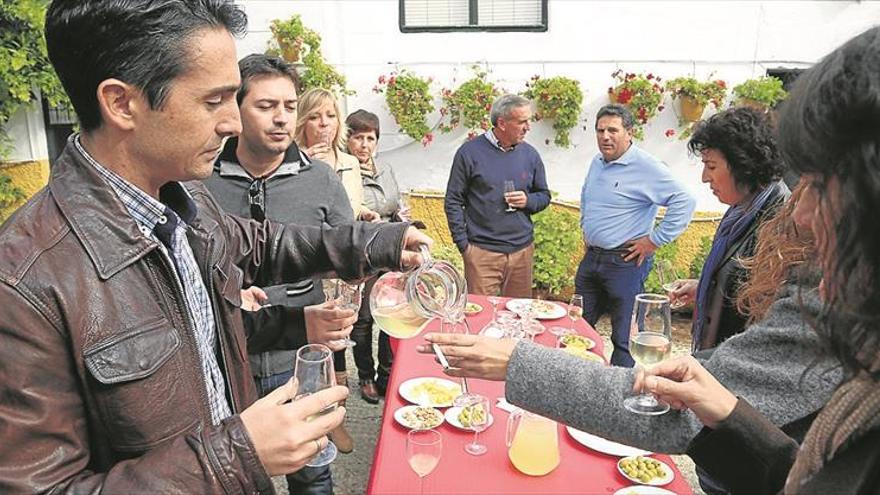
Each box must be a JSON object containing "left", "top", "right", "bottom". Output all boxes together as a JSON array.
[
  {"left": 0, "top": 172, "right": 25, "bottom": 222},
  {"left": 689, "top": 235, "right": 714, "bottom": 278},
  {"left": 373, "top": 70, "right": 435, "bottom": 145},
  {"left": 608, "top": 71, "right": 665, "bottom": 140},
  {"left": 267, "top": 15, "right": 352, "bottom": 96},
  {"left": 523, "top": 75, "right": 583, "bottom": 148},
  {"left": 0, "top": 0, "right": 70, "bottom": 158},
  {"left": 732, "top": 76, "right": 788, "bottom": 108},
  {"left": 438, "top": 66, "right": 500, "bottom": 139},
  {"left": 644, "top": 241, "right": 680, "bottom": 294},
  {"left": 532, "top": 203, "right": 582, "bottom": 296}
]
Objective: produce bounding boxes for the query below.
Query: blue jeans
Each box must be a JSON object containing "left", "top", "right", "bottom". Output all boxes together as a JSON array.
[
  {"left": 575, "top": 249, "right": 653, "bottom": 367},
  {"left": 255, "top": 370, "right": 333, "bottom": 495}
]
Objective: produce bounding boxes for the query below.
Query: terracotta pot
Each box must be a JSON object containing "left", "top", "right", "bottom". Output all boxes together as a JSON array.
[
  {"left": 608, "top": 88, "right": 620, "bottom": 104},
  {"left": 277, "top": 39, "right": 301, "bottom": 63},
  {"left": 679, "top": 95, "right": 705, "bottom": 122}
]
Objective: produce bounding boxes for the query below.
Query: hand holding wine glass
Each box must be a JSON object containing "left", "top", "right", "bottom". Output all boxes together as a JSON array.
[
  {"left": 407, "top": 429, "right": 442, "bottom": 495},
  {"left": 655, "top": 260, "right": 686, "bottom": 309},
  {"left": 293, "top": 344, "right": 340, "bottom": 466},
  {"left": 624, "top": 294, "right": 673, "bottom": 415},
  {"left": 324, "top": 281, "right": 360, "bottom": 348}
]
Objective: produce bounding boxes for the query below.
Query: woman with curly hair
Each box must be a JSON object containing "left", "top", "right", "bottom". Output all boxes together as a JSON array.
[
  {"left": 669, "top": 106, "right": 790, "bottom": 351},
  {"left": 637, "top": 26, "right": 880, "bottom": 493}
]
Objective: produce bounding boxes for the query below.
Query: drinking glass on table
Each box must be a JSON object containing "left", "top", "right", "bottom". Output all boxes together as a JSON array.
[
  {"left": 407, "top": 429, "right": 442, "bottom": 495},
  {"left": 461, "top": 394, "right": 491, "bottom": 456},
  {"left": 324, "top": 281, "right": 360, "bottom": 348},
  {"left": 553, "top": 294, "right": 583, "bottom": 337},
  {"left": 503, "top": 180, "right": 517, "bottom": 212},
  {"left": 656, "top": 260, "right": 686, "bottom": 309},
  {"left": 293, "top": 344, "right": 339, "bottom": 466},
  {"left": 623, "top": 294, "right": 673, "bottom": 415}
]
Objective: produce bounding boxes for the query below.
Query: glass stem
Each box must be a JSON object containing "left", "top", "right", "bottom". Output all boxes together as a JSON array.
[
  {"left": 473, "top": 429, "right": 479, "bottom": 447},
  {"left": 419, "top": 475, "right": 425, "bottom": 495}
]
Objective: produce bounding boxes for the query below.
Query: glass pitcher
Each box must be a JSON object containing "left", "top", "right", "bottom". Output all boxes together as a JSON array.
[
  {"left": 505, "top": 409, "right": 560, "bottom": 476},
  {"left": 369, "top": 245, "right": 467, "bottom": 339}
]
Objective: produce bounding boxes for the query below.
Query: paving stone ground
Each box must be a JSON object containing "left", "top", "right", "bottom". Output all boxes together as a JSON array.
[{"left": 274, "top": 314, "right": 704, "bottom": 495}]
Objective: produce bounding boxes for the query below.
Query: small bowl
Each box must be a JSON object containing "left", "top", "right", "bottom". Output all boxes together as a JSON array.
[
  {"left": 394, "top": 405, "right": 445, "bottom": 430},
  {"left": 464, "top": 302, "right": 483, "bottom": 316},
  {"left": 617, "top": 456, "right": 674, "bottom": 486}
]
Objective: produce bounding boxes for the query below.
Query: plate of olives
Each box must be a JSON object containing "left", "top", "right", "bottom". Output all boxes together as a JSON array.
[{"left": 617, "top": 456, "right": 674, "bottom": 486}]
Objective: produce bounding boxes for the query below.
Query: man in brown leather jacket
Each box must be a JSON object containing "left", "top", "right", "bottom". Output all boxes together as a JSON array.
[{"left": 0, "top": 1, "right": 430, "bottom": 493}]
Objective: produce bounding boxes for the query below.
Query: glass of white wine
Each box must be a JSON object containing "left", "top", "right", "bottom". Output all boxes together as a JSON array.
[
  {"left": 503, "top": 180, "right": 517, "bottom": 212},
  {"left": 623, "top": 294, "right": 673, "bottom": 415},
  {"left": 567, "top": 294, "right": 583, "bottom": 334},
  {"left": 326, "top": 280, "right": 360, "bottom": 348},
  {"left": 407, "top": 429, "right": 442, "bottom": 495},
  {"left": 293, "top": 344, "right": 339, "bottom": 466},
  {"left": 655, "top": 260, "right": 686, "bottom": 309},
  {"left": 461, "top": 394, "right": 491, "bottom": 456}
]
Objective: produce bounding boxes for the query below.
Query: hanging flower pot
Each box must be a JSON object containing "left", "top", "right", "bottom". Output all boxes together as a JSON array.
[
  {"left": 734, "top": 98, "right": 767, "bottom": 111},
  {"left": 679, "top": 95, "right": 705, "bottom": 122},
  {"left": 277, "top": 37, "right": 302, "bottom": 63},
  {"left": 732, "top": 77, "right": 788, "bottom": 111}
]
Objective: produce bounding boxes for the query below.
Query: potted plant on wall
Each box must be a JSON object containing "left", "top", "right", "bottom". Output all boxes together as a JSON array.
[
  {"left": 665, "top": 77, "right": 727, "bottom": 123},
  {"left": 732, "top": 76, "right": 788, "bottom": 111},
  {"left": 268, "top": 14, "right": 352, "bottom": 95},
  {"left": 373, "top": 70, "right": 436, "bottom": 145},
  {"left": 523, "top": 75, "right": 584, "bottom": 148},
  {"left": 438, "top": 66, "right": 501, "bottom": 140},
  {"left": 608, "top": 71, "right": 664, "bottom": 140}
]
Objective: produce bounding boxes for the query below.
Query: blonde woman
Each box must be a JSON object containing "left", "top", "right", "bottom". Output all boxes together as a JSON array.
[{"left": 295, "top": 88, "right": 379, "bottom": 222}]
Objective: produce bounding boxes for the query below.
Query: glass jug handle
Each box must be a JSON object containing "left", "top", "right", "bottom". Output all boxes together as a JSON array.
[
  {"left": 506, "top": 408, "right": 522, "bottom": 448},
  {"left": 419, "top": 244, "right": 434, "bottom": 267}
]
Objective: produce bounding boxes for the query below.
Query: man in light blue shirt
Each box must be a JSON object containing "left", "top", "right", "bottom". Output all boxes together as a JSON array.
[{"left": 578, "top": 104, "right": 696, "bottom": 366}]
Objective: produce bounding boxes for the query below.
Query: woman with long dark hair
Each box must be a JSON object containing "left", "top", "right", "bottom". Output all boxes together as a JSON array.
[{"left": 638, "top": 26, "right": 880, "bottom": 494}]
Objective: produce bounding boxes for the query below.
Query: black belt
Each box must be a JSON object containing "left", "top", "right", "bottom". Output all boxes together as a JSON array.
[{"left": 588, "top": 245, "right": 629, "bottom": 255}]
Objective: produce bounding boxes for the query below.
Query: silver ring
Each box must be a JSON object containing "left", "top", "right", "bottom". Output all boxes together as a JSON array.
[{"left": 314, "top": 438, "right": 322, "bottom": 454}]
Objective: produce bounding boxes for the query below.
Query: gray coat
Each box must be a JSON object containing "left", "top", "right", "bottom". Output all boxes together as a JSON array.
[
  {"left": 361, "top": 160, "right": 403, "bottom": 222},
  {"left": 505, "top": 271, "right": 842, "bottom": 454}
]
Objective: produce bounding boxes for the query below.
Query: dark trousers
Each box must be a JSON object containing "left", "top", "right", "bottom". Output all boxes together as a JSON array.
[
  {"left": 575, "top": 248, "right": 653, "bottom": 367},
  {"left": 351, "top": 276, "right": 393, "bottom": 387},
  {"left": 255, "top": 370, "right": 333, "bottom": 495}
]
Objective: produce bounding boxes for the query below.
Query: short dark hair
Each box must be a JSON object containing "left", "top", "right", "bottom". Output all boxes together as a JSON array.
[
  {"left": 687, "top": 107, "right": 784, "bottom": 193},
  {"left": 345, "top": 110, "right": 381, "bottom": 140},
  {"left": 595, "top": 104, "right": 635, "bottom": 130},
  {"left": 237, "top": 54, "right": 301, "bottom": 106},
  {"left": 46, "top": 0, "right": 247, "bottom": 131},
  {"left": 776, "top": 26, "right": 880, "bottom": 376}
]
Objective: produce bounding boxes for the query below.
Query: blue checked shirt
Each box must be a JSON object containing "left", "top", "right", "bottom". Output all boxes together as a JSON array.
[{"left": 75, "top": 136, "right": 232, "bottom": 425}]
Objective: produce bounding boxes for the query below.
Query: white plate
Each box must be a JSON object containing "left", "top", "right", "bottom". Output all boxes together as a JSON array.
[
  {"left": 612, "top": 486, "right": 676, "bottom": 495},
  {"left": 505, "top": 299, "right": 567, "bottom": 320},
  {"left": 567, "top": 427, "right": 652, "bottom": 457},
  {"left": 398, "top": 377, "right": 462, "bottom": 408},
  {"left": 617, "top": 456, "right": 674, "bottom": 486},
  {"left": 444, "top": 406, "right": 495, "bottom": 430},
  {"left": 393, "top": 405, "right": 445, "bottom": 430}
]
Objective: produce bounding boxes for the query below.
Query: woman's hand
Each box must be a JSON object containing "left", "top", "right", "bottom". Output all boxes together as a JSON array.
[
  {"left": 304, "top": 142, "right": 332, "bottom": 162},
  {"left": 633, "top": 356, "right": 738, "bottom": 428},
  {"left": 359, "top": 209, "right": 381, "bottom": 223},
  {"left": 668, "top": 279, "right": 698, "bottom": 307},
  {"left": 416, "top": 333, "right": 517, "bottom": 381}
]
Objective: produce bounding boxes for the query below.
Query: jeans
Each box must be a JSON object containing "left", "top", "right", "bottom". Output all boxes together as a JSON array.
[
  {"left": 255, "top": 370, "right": 333, "bottom": 495},
  {"left": 575, "top": 249, "right": 653, "bottom": 367},
  {"left": 351, "top": 276, "right": 393, "bottom": 387}
]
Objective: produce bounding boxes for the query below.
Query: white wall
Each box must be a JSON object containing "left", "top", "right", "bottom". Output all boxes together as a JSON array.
[{"left": 238, "top": 0, "right": 880, "bottom": 211}]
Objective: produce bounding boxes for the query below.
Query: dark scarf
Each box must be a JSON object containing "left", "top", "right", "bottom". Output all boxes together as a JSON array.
[{"left": 692, "top": 182, "right": 778, "bottom": 349}]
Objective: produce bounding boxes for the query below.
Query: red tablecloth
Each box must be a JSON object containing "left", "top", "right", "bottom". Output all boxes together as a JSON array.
[{"left": 367, "top": 295, "right": 693, "bottom": 495}]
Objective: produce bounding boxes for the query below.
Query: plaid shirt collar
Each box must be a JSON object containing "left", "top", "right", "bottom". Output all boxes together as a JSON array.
[{"left": 74, "top": 135, "right": 197, "bottom": 233}]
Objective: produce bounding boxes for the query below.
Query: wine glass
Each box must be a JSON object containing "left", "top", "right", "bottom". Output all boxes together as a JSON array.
[
  {"left": 407, "top": 429, "right": 442, "bottom": 495},
  {"left": 460, "top": 395, "right": 490, "bottom": 456},
  {"left": 655, "top": 260, "right": 686, "bottom": 309},
  {"left": 564, "top": 294, "right": 583, "bottom": 335},
  {"left": 324, "top": 281, "right": 359, "bottom": 348},
  {"left": 293, "top": 344, "right": 339, "bottom": 466},
  {"left": 503, "top": 180, "right": 517, "bottom": 212},
  {"left": 623, "top": 294, "right": 673, "bottom": 415}
]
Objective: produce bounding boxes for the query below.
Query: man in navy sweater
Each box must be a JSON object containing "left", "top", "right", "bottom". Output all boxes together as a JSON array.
[{"left": 445, "top": 94, "right": 551, "bottom": 297}]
